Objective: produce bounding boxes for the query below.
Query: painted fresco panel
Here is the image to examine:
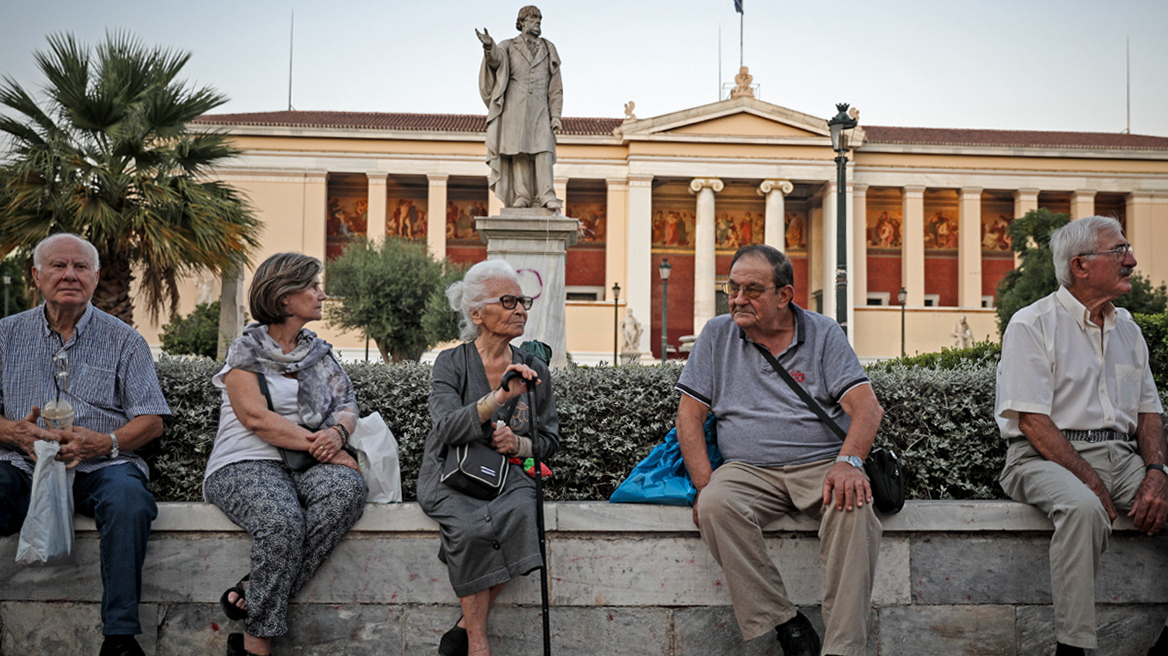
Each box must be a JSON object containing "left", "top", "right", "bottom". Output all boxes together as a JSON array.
[
  {"left": 445, "top": 200, "right": 489, "bottom": 242},
  {"left": 573, "top": 202, "right": 607, "bottom": 244},
  {"left": 387, "top": 197, "right": 428, "bottom": 239},
  {"left": 867, "top": 210, "right": 902, "bottom": 250},
  {"left": 652, "top": 208, "right": 696, "bottom": 249},
  {"left": 785, "top": 211, "right": 808, "bottom": 252},
  {"left": 924, "top": 211, "right": 958, "bottom": 250},
  {"left": 326, "top": 192, "right": 368, "bottom": 260}
]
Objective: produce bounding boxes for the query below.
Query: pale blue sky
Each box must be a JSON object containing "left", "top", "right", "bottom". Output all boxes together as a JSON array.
[{"left": 2, "top": 0, "right": 1166, "bottom": 135}]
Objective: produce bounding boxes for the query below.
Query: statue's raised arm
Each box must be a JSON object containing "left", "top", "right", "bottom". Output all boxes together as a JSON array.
[{"left": 477, "top": 5, "right": 563, "bottom": 211}]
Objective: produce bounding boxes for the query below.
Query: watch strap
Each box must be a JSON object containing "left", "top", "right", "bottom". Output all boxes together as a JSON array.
[
  {"left": 1147, "top": 463, "right": 1167, "bottom": 475},
  {"left": 109, "top": 433, "right": 119, "bottom": 459}
]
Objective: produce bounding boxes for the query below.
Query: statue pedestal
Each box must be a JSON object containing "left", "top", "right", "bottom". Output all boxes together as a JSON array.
[{"left": 476, "top": 209, "right": 579, "bottom": 369}]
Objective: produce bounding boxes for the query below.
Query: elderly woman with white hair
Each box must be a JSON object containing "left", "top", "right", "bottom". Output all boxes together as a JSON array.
[{"left": 418, "top": 259, "right": 560, "bottom": 656}]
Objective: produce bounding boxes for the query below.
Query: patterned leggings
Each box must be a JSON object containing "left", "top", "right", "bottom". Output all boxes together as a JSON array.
[{"left": 204, "top": 460, "right": 366, "bottom": 637}]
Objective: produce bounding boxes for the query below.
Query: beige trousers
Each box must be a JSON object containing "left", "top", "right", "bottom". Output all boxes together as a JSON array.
[
  {"left": 1000, "top": 439, "right": 1158, "bottom": 649},
  {"left": 696, "top": 459, "right": 882, "bottom": 656}
]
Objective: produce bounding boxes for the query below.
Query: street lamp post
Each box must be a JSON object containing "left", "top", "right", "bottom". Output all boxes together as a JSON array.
[
  {"left": 659, "top": 259, "right": 671, "bottom": 361},
  {"left": 612, "top": 282, "right": 621, "bottom": 366},
  {"left": 898, "top": 287, "right": 907, "bottom": 357},
  {"left": 828, "top": 103, "right": 858, "bottom": 336}
]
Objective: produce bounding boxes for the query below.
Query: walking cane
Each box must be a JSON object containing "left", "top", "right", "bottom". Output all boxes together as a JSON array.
[{"left": 501, "top": 367, "right": 553, "bottom": 656}]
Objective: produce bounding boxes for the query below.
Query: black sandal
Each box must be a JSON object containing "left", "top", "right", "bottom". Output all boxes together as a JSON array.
[
  {"left": 219, "top": 574, "right": 249, "bottom": 621},
  {"left": 438, "top": 617, "right": 468, "bottom": 656},
  {"left": 226, "top": 633, "right": 263, "bottom": 656}
]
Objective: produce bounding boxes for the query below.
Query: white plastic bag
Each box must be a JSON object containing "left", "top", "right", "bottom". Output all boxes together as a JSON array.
[
  {"left": 15, "top": 440, "right": 75, "bottom": 566},
  {"left": 349, "top": 412, "right": 402, "bottom": 503}
]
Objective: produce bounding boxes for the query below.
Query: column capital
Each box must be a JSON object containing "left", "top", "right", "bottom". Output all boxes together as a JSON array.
[
  {"left": 606, "top": 178, "right": 629, "bottom": 191},
  {"left": 1072, "top": 189, "right": 1096, "bottom": 198},
  {"left": 554, "top": 176, "right": 570, "bottom": 186},
  {"left": 959, "top": 187, "right": 983, "bottom": 195},
  {"left": 1013, "top": 188, "right": 1040, "bottom": 200},
  {"left": 427, "top": 173, "right": 449, "bottom": 185},
  {"left": 628, "top": 174, "right": 654, "bottom": 188},
  {"left": 758, "top": 179, "right": 794, "bottom": 197},
  {"left": 902, "top": 185, "right": 925, "bottom": 198},
  {"left": 852, "top": 183, "right": 869, "bottom": 195},
  {"left": 689, "top": 178, "right": 724, "bottom": 194},
  {"left": 366, "top": 171, "right": 387, "bottom": 184}
]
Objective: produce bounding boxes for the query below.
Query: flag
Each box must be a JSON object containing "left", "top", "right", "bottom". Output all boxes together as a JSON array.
[{"left": 734, "top": 0, "right": 744, "bottom": 13}]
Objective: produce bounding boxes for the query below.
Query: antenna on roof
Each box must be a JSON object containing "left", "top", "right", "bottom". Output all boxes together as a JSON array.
[
  {"left": 718, "top": 24, "right": 722, "bottom": 101},
  {"left": 1123, "top": 35, "right": 1130, "bottom": 134},
  {"left": 288, "top": 10, "right": 295, "bottom": 111}
]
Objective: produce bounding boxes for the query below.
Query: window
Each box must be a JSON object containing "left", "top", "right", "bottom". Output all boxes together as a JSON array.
[
  {"left": 565, "top": 286, "right": 605, "bottom": 302},
  {"left": 923, "top": 294, "right": 940, "bottom": 307},
  {"left": 866, "top": 292, "right": 890, "bottom": 307}
]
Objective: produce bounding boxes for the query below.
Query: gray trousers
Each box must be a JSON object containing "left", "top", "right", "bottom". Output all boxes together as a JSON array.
[
  {"left": 1000, "top": 439, "right": 1168, "bottom": 649},
  {"left": 696, "top": 459, "right": 882, "bottom": 656},
  {"left": 504, "top": 152, "right": 557, "bottom": 208},
  {"left": 204, "top": 460, "right": 366, "bottom": 637}
]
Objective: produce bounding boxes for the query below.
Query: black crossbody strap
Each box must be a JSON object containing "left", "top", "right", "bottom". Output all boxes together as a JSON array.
[
  {"left": 255, "top": 372, "right": 276, "bottom": 412},
  {"left": 752, "top": 343, "right": 847, "bottom": 441}
]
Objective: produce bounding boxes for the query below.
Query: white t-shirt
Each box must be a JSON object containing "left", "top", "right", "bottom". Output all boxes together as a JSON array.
[
  {"left": 995, "top": 286, "right": 1162, "bottom": 439},
  {"left": 204, "top": 365, "right": 304, "bottom": 485}
]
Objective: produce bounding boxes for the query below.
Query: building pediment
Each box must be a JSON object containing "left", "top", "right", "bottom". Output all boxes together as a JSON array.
[{"left": 617, "top": 96, "right": 863, "bottom": 146}]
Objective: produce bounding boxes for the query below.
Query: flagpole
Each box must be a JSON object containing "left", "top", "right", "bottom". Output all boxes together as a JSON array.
[{"left": 739, "top": 9, "right": 743, "bottom": 68}]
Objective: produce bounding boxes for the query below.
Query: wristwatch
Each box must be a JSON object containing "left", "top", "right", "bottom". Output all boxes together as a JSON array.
[
  {"left": 108, "top": 433, "right": 119, "bottom": 459},
  {"left": 835, "top": 455, "right": 864, "bottom": 469},
  {"left": 1147, "top": 463, "right": 1167, "bottom": 476}
]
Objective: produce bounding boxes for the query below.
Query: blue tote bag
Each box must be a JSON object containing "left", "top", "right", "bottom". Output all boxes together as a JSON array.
[{"left": 609, "top": 413, "right": 722, "bottom": 506}]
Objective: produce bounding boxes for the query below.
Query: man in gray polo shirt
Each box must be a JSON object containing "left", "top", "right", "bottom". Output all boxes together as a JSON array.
[{"left": 676, "top": 244, "right": 884, "bottom": 656}]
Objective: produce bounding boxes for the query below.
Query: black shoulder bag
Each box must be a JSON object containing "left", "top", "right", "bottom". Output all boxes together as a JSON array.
[
  {"left": 751, "top": 343, "right": 905, "bottom": 514},
  {"left": 438, "top": 344, "right": 516, "bottom": 500}
]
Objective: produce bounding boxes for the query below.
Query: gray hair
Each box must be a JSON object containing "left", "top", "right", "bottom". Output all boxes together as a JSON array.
[
  {"left": 515, "top": 5, "right": 541, "bottom": 30},
  {"left": 1050, "top": 215, "right": 1124, "bottom": 287},
  {"left": 33, "top": 233, "right": 100, "bottom": 270},
  {"left": 447, "top": 259, "right": 520, "bottom": 342}
]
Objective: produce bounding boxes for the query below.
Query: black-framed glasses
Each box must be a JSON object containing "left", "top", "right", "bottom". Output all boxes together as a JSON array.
[
  {"left": 483, "top": 295, "right": 534, "bottom": 310},
  {"left": 1078, "top": 244, "right": 1133, "bottom": 261},
  {"left": 720, "top": 282, "right": 776, "bottom": 300}
]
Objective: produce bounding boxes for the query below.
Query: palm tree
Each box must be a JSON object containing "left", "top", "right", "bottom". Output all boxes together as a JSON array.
[{"left": 0, "top": 31, "right": 260, "bottom": 326}]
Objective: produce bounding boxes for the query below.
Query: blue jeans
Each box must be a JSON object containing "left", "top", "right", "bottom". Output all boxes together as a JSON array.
[{"left": 0, "top": 461, "right": 157, "bottom": 636}]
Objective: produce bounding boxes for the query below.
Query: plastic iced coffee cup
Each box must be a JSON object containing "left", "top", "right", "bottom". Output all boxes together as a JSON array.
[{"left": 42, "top": 399, "right": 74, "bottom": 431}]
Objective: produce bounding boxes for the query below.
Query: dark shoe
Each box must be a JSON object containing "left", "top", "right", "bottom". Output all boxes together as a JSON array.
[
  {"left": 438, "top": 617, "right": 468, "bottom": 656},
  {"left": 1149, "top": 626, "right": 1168, "bottom": 656},
  {"left": 220, "top": 573, "right": 250, "bottom": 621},
  {"left": 775, "top": 612, "right": 821, "bottom": 656},
  {"left": 1055, "top": 643, "right": 1086, "bottom": 656},
  {"left": 99, "top": 635, "right": 145, "bottom": 656},
  {"left": 226, "top": 632, "right": 264, "bottom": 656}
]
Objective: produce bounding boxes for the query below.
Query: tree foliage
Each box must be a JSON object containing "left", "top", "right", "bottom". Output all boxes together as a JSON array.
[
  {"left": 995, "top": 208, "right": 1167, "bottom": 332},
  {"left": 325, "top": 238, "right": 464, "bottom": 362},
  {"left": 0, "top": 254, "right": 32, "bottom": 319},
  {"left": 160, "top": 300, "right": 220, "bottom": 358},
  {"left": 0, "top": 31, "right": 261, "bottom": 326}
]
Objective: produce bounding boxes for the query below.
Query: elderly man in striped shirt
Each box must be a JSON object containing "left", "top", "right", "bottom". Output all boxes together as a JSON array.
[{"left": 0, "top": 233, "right": 170, "bottom": 656}]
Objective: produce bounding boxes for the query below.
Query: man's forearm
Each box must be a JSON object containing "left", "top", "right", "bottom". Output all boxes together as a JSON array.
[
  {"left": 1018, "top": 412, "right": 1099, "bottom": 483},
  {"left": 676, "top": 395, "right": 713, "bottom": 490},
  {"left": 1136, "top": 412, "right": 1168, "bottom": 468},
  {"left": 113, "top": 415, "right": 164, "bottom": 452}
]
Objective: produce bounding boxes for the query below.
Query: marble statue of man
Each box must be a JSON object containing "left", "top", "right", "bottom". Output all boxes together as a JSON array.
[
  {"left": 621, "top": 308, "right": 644, "bottom": 354},
  {"left": 476, "top": 5, "right": 563, "bottom": 210}
]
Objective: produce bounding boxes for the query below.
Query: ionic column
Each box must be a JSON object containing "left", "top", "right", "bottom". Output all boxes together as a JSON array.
[
  {"left": 902, "top": 186, "right": 925, "bottom": 306},
  {"left": 625, "top": 174, "right": 654, "bottom": 355},
  {"left": 605, "top": 179, "right": 629, "bottom": 297},
  {"left": 427, "top": 174, "right": 448, "bottom": 260},
  {"left": 690, "top": 177, "right": 723, "bottom": 335},
  {"left": 366, "top": 172, "right": 387, "bottom": 241},
  {"left": 304, "top": 171, "right": 329, "bottom": 260},
  {"left": 1071, "top": 190, "right": 1096, "bottom": 221},
  {"left": 1127, "top": 191, "right": 1157, "bottom": 283},
  {"left": 1013, "top": 189, "right": 1039, "bottom": 267},
  {"left": 555, "top": 176, "right": 569, "bottom": 216},
  {"left": 758, "top": 179, "right": 794, "bottom": 252},
  {"left": 958, "top": 187, "right": 983, "bottom": 308},
  {"left": 853, "top": 184, "right": 868, "bottom": 308}
]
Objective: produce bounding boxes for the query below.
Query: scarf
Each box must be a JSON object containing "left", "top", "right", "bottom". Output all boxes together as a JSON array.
[{"left": 226, "top": 323, "right": 357, "bottom": 430}]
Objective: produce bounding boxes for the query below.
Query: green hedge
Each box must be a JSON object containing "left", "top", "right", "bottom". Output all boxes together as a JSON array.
[{"left": 147, "top": 316, "right": 1168, "bottom": 504}]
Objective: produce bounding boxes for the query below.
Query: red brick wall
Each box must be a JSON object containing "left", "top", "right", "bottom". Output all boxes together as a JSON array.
[
  {"left": 650, "top": 253, "right": 694, "bottom": 360},
  {"left": 446, "top": 246, "right": 487, "bottom": 267},
  {"left": 566, "top": 248, "right": 606, "bottom": 287},
  {"left": 867, "top": 254, "right": 903, "bottom": 304},
  {"left": 925, "top": 255, "right": 959, "bottom": 307},
  {"left": 982, "top": 257, "right": 1015, "bottom": 299}
]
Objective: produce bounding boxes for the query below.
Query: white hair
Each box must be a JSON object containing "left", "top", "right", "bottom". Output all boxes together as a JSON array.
[
  {"left": 33, "top": 233, "right": 100, "bottom": 270},
  {"left": 446, "top": 259, "right": 520, "bottom": 342},
  {"left": 1050, "top": 216, "right": 1123, "bottom": 287}
]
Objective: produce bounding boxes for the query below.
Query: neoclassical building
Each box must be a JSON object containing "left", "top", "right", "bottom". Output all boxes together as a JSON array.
[{"left": 156, "top": 96, "right": 1168, "bottom": 362}]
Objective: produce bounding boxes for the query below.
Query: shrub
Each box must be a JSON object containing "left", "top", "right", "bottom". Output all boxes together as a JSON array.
[
  {"left": 868, "top": 338, "right": 1000, "bottom": 373},
  {"left": 160, "top": 301, "right": 221, "bottom": 357},
  {"left": 1135, "top": 313, "right": 1168, "bottom": 391}
]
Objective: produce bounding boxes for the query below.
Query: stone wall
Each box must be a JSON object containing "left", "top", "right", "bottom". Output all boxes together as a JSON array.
[{"left": 0, "top": 501, "right": 1164, "bottom": 656}]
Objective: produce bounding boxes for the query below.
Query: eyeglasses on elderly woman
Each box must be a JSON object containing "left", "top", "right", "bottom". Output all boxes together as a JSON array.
[{"left": 482, "top": 294, "right": 534, "bottom": 310}]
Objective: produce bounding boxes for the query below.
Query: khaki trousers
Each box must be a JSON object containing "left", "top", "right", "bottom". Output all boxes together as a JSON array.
[
  {"left": 1000, "top": 439, "right": 1161, "bottom": 649},
  {"left": 696, "top": 459, "right": 882, "bottom": 656}
]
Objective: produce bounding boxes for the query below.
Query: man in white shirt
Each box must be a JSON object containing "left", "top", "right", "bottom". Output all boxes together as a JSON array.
[{"left": 996, "top": 215, "right": 1168, "bottom": 656}]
